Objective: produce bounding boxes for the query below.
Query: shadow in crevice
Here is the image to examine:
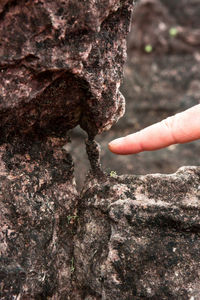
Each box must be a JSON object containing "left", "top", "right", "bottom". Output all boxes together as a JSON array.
[
  {"left": 0, "top": 71, "right": 93, "bottom": 145},
  {"left": 67, "top": 126, "right": 90, "bottom": 191}
]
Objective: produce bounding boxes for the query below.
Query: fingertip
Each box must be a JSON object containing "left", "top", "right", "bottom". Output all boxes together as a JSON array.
[
  {"left": 108, "top": 138, "right": 125, "bottom": 154},
  {"left": 108, "top": 133, "right": 143, "bottom": 155}
]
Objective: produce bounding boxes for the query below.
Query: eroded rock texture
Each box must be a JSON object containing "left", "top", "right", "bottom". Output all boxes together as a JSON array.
[
  {"left": 0, "top": 1, "right": 135, "bottom": 298},
  {"left": 0, "top": 137, "right": 78, "bottom": 299},
  {"left": 1, "top": 1, "right": 200, "bottom": 299},
  {"left": 75, "top": 167, "right": 200, "bottom": 299},
  {"left": 0, "top": 0, "right": 134, "bottom": 140}
]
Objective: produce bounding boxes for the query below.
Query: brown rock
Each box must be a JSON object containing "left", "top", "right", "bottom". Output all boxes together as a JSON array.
[
  {"left": 0, "top": 0, "right": 134, "bottom": 140},
  {"left": 0, "top": 0, "right": 135, "bottom": 298},
  {"left": 0, "top": 136, "right": 78, "bottom": 298},
  {"left": 1, "top": 1, "right": 200, "bottom": 299}
]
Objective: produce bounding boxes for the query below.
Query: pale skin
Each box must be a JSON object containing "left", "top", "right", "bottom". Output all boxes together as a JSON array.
[{"left": 108, "top": 104, "right": 200, "bottom": 155}]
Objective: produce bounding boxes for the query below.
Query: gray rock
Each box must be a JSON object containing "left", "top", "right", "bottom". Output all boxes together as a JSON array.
[{"left": 75, "top": 167, "right": 200, "bottom": 299}]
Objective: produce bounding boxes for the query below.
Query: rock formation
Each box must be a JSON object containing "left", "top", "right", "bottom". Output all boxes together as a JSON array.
[
  {"left": 0, "top": 0, "right": 133, "bottom": 141},
  {"left": 0, "top": 0, "right": 134, "bottom": 298},
  {"left": 0, "top": 137, "right": 78, "bottom": 298},
  {"left": 0, "top": 1, "right": 199, "bottom": 299},
  {"left": 75, "top": 166, "right": 200, "bottom": 299}
]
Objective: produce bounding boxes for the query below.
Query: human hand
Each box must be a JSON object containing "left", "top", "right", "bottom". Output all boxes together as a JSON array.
[{"left": 108, "top": 104, "right": 200, "bottom": 155}]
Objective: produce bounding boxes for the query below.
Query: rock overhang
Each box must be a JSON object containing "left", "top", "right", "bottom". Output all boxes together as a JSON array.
[{"left": 0, "top": 0, "right": 135, "bottom": 142}]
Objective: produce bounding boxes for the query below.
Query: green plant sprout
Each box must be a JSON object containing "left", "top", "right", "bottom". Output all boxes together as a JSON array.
[
  {"left": 110, "top": 170, "right": 117, "bottom": 177},
  {"left": 169, "top": 27, "right": 178, "bottom": 37},
  {"left": 144, "top": 44, "right": 153, "bottom": 53},
  {"left": 71, "top": 257, "right": 75, "bottom": 273}
]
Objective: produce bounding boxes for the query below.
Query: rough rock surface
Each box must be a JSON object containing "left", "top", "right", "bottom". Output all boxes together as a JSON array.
[
  {"left": 0, "top": 0, "right": 135, "bottom": 298},
  {"left": 1, "top": 1, "right": 200, "bottom": 299},
  {"left": 0, "top": 137, "right": 78, "bottom": 298},
  {"left": 75, "top": 167, "right": 200, "bottom": 299},
  {"left": 0, "top": 0, "right": 134, "bottom": 140}
]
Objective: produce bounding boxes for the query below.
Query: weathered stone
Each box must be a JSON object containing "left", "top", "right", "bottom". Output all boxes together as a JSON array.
[
  {"left": 0, "top": 136, "right": 78, "bottom": 298},
  {"left": 0, "top": 0, "right": 134, "bottom": 140},
  {"left": 75, "top": 167, "right": 200, "bottom": 299},
  {"left": 0, "top": 1, "right": 135, "bottom": 298},
  {"left": 1, "top": 1, "right": 200, "bottom": 299}
]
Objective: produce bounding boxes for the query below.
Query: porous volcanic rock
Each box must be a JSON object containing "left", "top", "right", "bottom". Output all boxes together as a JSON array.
[
  {"left": 75, "top": 167, "right": 200, "bottom": 299},
  {"left": 0, "top": 0, "right": 134, "bottom": 141}
]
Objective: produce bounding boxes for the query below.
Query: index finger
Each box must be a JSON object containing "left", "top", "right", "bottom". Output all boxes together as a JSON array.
[{"left": 108, "top": 104, "right": 200, "bottom": 155}]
